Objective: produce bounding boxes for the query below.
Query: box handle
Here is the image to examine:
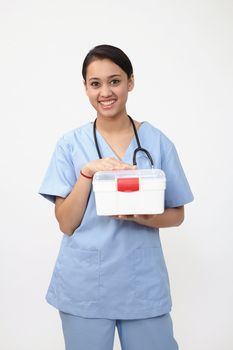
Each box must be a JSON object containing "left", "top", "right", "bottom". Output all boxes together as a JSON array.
[{"left": 117, "top": 178, "right": 139, "bottom": 192}]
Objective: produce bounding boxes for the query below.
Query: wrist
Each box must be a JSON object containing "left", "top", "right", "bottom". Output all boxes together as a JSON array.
[
  {"left": 81, "top": 166, "right": 94, "bottom": 178},
  {"left": 80, "top": 170, "right": 93, "bottom": 179}
]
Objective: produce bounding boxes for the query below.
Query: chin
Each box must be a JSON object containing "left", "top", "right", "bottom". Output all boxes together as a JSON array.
[
  {"left": 97, "top": 110, "right": 120, "bottom": 119},
  {"left": 98, "top": 108, "right": 126, "bottom": 119}
]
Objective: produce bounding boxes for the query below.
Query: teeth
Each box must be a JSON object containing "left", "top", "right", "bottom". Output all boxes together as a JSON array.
[{"left": 99, "top": 100, "right": 115, "bottom": 106}]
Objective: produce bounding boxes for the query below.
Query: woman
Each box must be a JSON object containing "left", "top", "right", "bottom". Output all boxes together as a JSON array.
[{"left": 39, "top": 44, "right": 194, "bottom": 350}]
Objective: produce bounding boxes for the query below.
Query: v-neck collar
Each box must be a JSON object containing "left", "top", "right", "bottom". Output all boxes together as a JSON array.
[{"left": 91, "top": 121, "right": 146, "bottom": 162}]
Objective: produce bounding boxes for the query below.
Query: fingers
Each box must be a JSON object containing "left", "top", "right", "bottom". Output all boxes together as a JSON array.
[
  {"left": 84, "top": 158, "right": 136, "bottom": 177},
  {"left": 111, "top": 214, "right": 153, "bottom": 222},
  {"left": 105, "top": 157, "right": 122, "bottom": 169},
  {"left": 111, "top": 214, "right": 136, "bottom": 220},
  {"left": 101, "top": 158, "right": 136, "bottom": 171}
]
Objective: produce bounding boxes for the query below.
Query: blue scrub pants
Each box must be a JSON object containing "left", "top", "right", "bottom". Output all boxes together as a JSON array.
[{"left": 59, "top": 311, "right": 179, "bottom": 350}]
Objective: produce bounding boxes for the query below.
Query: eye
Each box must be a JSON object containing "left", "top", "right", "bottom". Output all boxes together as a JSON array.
[
  {"left": 110, "top": 79, "right": 120, "bottom": 85},
  {"left": 90, "top": 81, "right": 100, "bottom": 87}
]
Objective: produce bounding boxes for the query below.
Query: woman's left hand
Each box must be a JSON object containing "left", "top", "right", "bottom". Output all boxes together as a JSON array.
[{"left": 111, "top": 214, "right": 156, "bottom": 226}]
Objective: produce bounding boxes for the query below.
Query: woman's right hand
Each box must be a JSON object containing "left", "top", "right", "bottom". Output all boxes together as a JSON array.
[
  {"left": 81, "top": 157, "right": 136, "bottom": 177},
  {"left": 56, "top": 158, "right": 136, "bottom": 235}
]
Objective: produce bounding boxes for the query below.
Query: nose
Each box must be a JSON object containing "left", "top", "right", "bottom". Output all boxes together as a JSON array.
[{"left": 100, "top": 83, "right": 113, "bottom": 97}]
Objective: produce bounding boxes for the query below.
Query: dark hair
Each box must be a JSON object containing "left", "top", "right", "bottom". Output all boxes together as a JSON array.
[{"left": 82, "top": 44, "right": 133, "bottom": 81}]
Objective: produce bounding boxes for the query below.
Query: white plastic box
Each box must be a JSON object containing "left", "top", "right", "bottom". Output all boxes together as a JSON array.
[{"left": 93, "top": 169, "right": 166, "bottom": 216}]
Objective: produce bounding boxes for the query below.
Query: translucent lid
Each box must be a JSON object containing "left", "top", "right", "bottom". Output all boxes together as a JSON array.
[{"left": 93, "top": 168, "right": 165, "bottom": 181}]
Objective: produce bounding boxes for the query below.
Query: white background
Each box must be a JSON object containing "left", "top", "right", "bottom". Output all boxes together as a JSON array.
[{"left": 0, "top": 0, "right": 232, "bottom": 349}]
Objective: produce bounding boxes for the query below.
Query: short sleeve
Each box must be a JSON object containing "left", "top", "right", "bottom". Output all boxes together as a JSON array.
[
  {"left": 162, "top": 143, "right": 194, "bottom": 208},
  {"left": 38, "top": 137, "right": 77, "bottom": 203}
]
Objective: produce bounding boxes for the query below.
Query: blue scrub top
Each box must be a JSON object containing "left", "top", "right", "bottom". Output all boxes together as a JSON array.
[{"left": 39, "top": 121, "right": 194, "bottom": 319}]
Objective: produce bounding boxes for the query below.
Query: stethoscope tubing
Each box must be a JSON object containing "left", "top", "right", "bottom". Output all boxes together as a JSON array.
[{"left": 93, "top": 115, "right": 154, "bottom": 168}]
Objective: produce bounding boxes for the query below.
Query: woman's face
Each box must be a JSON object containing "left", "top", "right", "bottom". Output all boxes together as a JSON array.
[{"left": 84, "top": 59, "right": 134, "bottom": 119}]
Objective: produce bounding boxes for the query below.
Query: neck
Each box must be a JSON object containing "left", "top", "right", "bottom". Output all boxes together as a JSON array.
[{"left": 96, "top": 112, "right": 131, "bottom": 134}]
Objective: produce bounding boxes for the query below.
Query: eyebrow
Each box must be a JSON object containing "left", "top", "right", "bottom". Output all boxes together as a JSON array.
[{"left": 88, "top": 74, "right": 121, "bottom": 81}]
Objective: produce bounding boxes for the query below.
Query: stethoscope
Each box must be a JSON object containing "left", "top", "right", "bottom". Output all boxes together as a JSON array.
[{"left": 93, "top": 115, "right": 154, "bottom": 168}]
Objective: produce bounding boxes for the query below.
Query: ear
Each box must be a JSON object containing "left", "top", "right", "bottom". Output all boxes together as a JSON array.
[{"left": 128, "top": 74, "right": 134, "bottom": 91}]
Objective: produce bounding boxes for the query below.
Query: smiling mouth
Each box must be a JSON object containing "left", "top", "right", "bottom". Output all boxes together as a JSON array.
[
  {"left": 99, "top": 100, "right": 116, "bottom": 106},
  {"left": 99, "top": 100, "right": 116, "bottom": 109}
]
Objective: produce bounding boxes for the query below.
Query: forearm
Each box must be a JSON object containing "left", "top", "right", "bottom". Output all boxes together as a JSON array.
[
  {"left": 55, "top": 174, "right": 92, "bottom": 235},
  {"left": 135, "top": 206, "right": 184, "bottom": 228},
  {"left": 55, "top": 159, "right": 136, "bottom": 236},
  {"left": 114, "top": 206, "right": 184, "bottom": 229}
]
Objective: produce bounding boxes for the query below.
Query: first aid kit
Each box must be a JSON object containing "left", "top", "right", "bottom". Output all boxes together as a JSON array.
[{"left": 93, "top": 169, "right": 166, "bottom": 215}]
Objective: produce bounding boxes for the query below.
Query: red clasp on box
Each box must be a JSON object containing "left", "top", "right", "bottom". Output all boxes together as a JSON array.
[{"left": 117, "top": 178, "right": 139, "bottom": 192}]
